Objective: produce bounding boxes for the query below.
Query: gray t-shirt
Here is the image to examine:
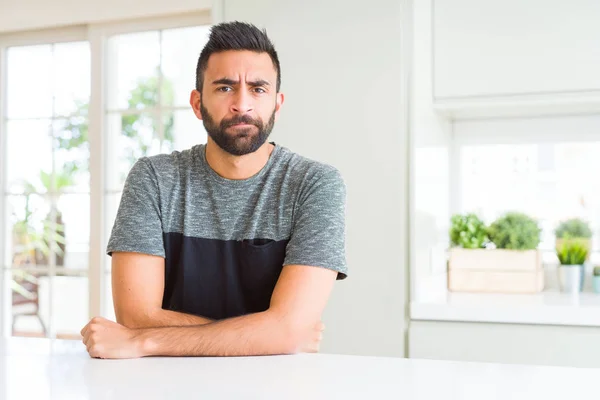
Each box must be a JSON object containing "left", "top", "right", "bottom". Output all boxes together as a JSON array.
[{"left": 107, "top": 143, "right": 347, "bottom": 319}]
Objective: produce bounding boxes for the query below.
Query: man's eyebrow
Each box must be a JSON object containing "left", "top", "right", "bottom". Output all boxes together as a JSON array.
[
  {"left": 247, "top": 79, "right": 271, "bottom": 87},
  {"left": 211, "top": 78, "right": 271, "bottom": 86},
  {"left": 212, "top": 78, "right": 238, "bottom": 85}
]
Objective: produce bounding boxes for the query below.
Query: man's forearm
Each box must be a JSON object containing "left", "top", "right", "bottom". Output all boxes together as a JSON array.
[
  {"left": 148, "top": 309, "right": 214, "bottom": 327},
  {"left": 120, "top": 308, "right": 213, "bottom": 329},
  {"left": 136, "top": 311, "right": 298, "bottom": 357}
]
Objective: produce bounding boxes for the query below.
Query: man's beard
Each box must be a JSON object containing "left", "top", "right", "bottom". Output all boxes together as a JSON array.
[{"left": 200, "top": 102, "right": 276, "bottom": 156}]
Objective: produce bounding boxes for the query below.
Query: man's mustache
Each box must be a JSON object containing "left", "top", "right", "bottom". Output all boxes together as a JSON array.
[{"left": 221, "top": 115, "right": 262, "bottom": 128}]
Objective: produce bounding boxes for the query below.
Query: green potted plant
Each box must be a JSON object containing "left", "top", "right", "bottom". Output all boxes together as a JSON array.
[
  {"left": 593, "top": 266, "right": 600, "bottom": 294},
  {"left": 449, "top": 213, "right": 489, "bottom": 249},
  {"left": 555, "top": 218, "right": 592, "bottom": 260},
  {"left": 487, "top": 212, "right": 542, "bottom": 251},
  {"left": 556, "top": 238, "right": 589, "bottom": 293},
  {"left": 448, "top": 211, "right": 544, "bottom": 294}
]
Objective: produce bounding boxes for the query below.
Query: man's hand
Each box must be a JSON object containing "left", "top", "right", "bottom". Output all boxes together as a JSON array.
[
  {"left": 80, "top": 317, "right": 325, "bottom": 359},
  {"left": 81, "top": 317, "right": 146, "bottom": 359}
]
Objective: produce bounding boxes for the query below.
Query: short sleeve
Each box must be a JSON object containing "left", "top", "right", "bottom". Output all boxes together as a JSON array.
[
  {"left": 283, "top": 168, "right": 348, "bottom": 279},
  {"left": 106, "top": 158, "right": 165, "bottom": 257}
]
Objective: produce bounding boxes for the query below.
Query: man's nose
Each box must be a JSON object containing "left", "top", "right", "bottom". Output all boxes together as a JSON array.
[{"left": 230, "top": 89, "right": 254, "bottom": 114}]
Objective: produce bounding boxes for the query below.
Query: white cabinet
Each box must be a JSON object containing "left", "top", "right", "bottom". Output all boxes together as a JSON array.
[
  {"left": 409, "top": 320, "right": 600, "bottom": 368},
  {"left": 433, "top": 0, "right": 600, "bottom": 101}
]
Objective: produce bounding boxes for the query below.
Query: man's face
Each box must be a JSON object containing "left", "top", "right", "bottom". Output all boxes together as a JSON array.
[{"left": 194, "top": 50, "right": 284, "bottom": 156}]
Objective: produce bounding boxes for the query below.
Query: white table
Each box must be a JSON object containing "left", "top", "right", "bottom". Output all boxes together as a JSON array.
[{"left": 0, "top": 337, "right": 598, "bottom": 400}]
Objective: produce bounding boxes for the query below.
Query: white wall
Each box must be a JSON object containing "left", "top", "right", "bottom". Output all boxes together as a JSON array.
[
  {"left": 0, "top": 0, "right": 211, "bottom": 33},
  {"left": 223, "top": 0, "right": 409, "bottom": 357}
]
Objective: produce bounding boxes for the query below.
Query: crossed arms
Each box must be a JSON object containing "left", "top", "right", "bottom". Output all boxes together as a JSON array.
[{"left": 81, "top": 252, "right": 337, "bottom": 359}]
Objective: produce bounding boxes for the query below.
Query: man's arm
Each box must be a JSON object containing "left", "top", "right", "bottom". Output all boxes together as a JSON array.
[
  {"left": 111, "top": 252, "right": 213, "bottom": 328},
  {"left": 81, "top": 264, "right": 336, "bottom": 358}
]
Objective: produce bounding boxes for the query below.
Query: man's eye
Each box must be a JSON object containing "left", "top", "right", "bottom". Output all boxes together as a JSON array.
[
  {"left": 253, "top": 87, "right": 266, "bottom": 94},
  {"left": 217, "top": 86, "right": 232, "bottom": 92}
]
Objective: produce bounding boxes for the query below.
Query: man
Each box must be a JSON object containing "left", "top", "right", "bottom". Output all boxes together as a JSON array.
[{"left": 81, "top": 21, "right": 347, "bottom": 359}]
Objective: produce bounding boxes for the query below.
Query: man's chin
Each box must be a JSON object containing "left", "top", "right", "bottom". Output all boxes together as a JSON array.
[
  {"left": 223, "top": 146, "right": 261, "bottom": 156},
  {"left": 211, "top": 138, "right": 263, "bottom": 156},
  {"left": 206, "top": 128, "right": 269, "bottom": 156}
]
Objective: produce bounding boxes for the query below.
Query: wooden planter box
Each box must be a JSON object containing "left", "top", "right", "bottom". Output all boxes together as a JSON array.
[{"left": 448, "top": 248, "right": 544, "bottom": 294}]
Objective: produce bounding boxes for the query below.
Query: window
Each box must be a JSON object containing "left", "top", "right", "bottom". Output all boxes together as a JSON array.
[
  {"left": 2, "top": 39, "right": 90, "bottom": 338},
  {"left": 411, "top": 115, "right": 600, "bottom": 303},
  {"left": 459, "top": 141, "right": 600, "bottom": 265},
  {"left": 0, "top": 13, "right": 212, "bottom": 337}
]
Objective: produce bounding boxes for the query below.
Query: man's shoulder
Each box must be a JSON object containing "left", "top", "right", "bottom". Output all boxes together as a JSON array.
[
  {"left": 275, "top": 145, "right": 343, "bottom": 185},
  {"left": 137, "top": 145, "right": 199, "bottom": 179},
  {"left": 144, "top": 145, "right": 198, "bottom": 168}
]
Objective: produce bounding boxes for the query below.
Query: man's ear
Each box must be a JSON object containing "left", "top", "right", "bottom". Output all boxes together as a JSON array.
[
  {"left": 274, "top": 92, "right": 285, "bottom": 120},
  {"left": 190, "top": 89, "right": 203, "bottom": 120}
]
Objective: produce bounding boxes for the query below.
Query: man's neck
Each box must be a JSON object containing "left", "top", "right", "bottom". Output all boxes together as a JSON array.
[{"left": 205, "top": 140, "right": 275, "bottom": 180}]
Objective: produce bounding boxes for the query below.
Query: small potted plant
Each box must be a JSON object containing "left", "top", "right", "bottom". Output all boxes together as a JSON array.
[
  {"left": 487, "top": 212, "right": 542, "bottom": 251},
  {"left": 449, "top": 213, "right": 488, "bottom": 249},
  {"left": 593, "top": 266, "right": 600, "bottom": 294},
  {"left": 556, "top": 238, "right": 589, "bottom": 293},
  {"left": 555, "top": 218, "right": 592, "bottom": 260},
  {"left": 448, "top": 211, "right": 543, "bottom": 293}
]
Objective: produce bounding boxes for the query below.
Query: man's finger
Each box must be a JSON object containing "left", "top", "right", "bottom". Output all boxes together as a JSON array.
[
  {"left": 83, "top": 328, "right": 94, "bottom": 347},
  {"left": 80, "top": 321, "right": 91, "bottom": 337},
  {"left": 85, "top": 338, "right": 92, "bottom": 354}
]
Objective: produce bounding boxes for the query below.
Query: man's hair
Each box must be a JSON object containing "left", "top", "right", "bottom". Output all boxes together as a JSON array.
[{"left": 195, "top": 21, "right": 281, "bottom": 93}]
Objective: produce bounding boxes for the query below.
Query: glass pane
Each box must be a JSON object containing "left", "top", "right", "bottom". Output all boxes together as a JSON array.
[
  {"left": 6, "top": 195, "right": 56, "bottom": 268},
  {"left": 106, "top": 31, "right": 161, "bottom": 111},
  {"left": 53, "top": 118, "right": 90, "bottom": 193},
  {"left": 162, "top": 109, "right": 207, "bottom": 153},
  {"left": 57, "top": 194, "right": 90, "bottom": 270},
  {"left": 9, "top": 272, "right": 88, "bottom": 339},
  {"left": 10, "top": 268, "right": 49, "bottom": 337},
  {"left": 103, "top": 195, "right": 119, "bottom": 322},
  {"left": 104, "top": 193, "right": 122, "bottom": 271},
  {"left": 53, "top": 41, "right": 90, "bottom": 117},
  {"left": 460, "top": 144, "right": 539, "bottom": 220},
  {"left": 6, "top": 45, "right": 53, "bottom": 119},
  {"left": 161, "top": 25, "right": 211, "bottom": 107},
  {"left": 460, "top": 142, "right": 600, "bottom": 263},
  {"left": 103, "top": 272, "right": 116, "bottom": 321},
  {"left": 6, "top": 119, "right": 53, "bottom": 194},
  {"left": 2, "top": 201, "right": 9, "bottom": 268},
  {"left": 51, "top": 275, "right": 88, "bottom": 339},
  {"left": 105, "top": 112, "right": 161, "bottom": 191}
]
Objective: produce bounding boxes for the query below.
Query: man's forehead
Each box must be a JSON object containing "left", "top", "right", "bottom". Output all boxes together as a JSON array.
[{"left": 205, "top": 50, "right": 276, "bottom": 80}]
